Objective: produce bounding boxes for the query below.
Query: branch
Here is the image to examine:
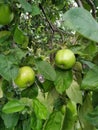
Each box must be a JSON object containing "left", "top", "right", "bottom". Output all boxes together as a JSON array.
[
  {"left": 39, "top": 4, "right": 65, "bottom": 37},
  {"left": 39, "top": 4, "right": 66, "bottom": 45},
  {"left": 75, "top": 0, "right": 83, "bottom": 7},
  {"left": 39, "top": 4, "right": 54, "bottom": 33},
  {"left": 86, "top": 0, "right": 96, "bottom": 18},
  {"left": 39, "top": 4, "right": 55, "bottom": 62}
]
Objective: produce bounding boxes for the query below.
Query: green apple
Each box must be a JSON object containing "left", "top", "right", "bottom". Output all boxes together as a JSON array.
[
  {"left": 14, "top": 66, "right": 35, "bottom": 89},
  {"left": 55, "top": 49, "right": 76, "bottom": 70},
  {"left": 0, "top": 4, "right": 14, "bottom": 25}
]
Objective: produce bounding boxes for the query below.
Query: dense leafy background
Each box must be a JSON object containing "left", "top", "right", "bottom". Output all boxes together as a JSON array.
[{"left": 0, "top": 0, "right": 98, "bottom": 130}]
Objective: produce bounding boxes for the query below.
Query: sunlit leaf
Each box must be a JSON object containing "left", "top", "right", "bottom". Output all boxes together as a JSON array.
[
  {"left": 32, "top": 4, "right": 40, "bottom": 16},
  {"left": 2, "top": 99, "right": 25, "bottom": 113},
  {"left": 33, "top": 99, "right": 48, "bottom": 119},
  {"left": 54, "top": 69, "right": 73, "bottom": 94},
  {"left": 66, "top": 80, "right": 82, "bottom": 104},
  {"left": 63, "top": 7, "right": 98, "bottom": 42},
  {"left": 43, "top": 111, "right": 63, "bottom": 130}
]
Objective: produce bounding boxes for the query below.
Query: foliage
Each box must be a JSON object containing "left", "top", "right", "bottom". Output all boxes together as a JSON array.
[{"left": 0, "top": 0, "right": 98, "bottom": 130}]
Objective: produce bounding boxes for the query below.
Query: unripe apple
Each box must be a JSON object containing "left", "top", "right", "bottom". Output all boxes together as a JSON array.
[
  {"left": 14, "top": 66, "right": 35, "bottom": 89},
  {"left": 55, "top": 49, "right": 76, "bottom": 70}
]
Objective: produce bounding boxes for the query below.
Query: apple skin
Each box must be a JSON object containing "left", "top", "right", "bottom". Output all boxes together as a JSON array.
[
  {"left": 0, "top": 4, "right": 14, "bottom": 25},
  {"left": 14, "top": 66, "right": 35, "bottom": 89},
  {"left": 55, "top": 49, "right": 76, "bottom": 70}
]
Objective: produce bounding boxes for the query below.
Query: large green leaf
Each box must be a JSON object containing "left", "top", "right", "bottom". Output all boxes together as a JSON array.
[
  {"left": 11, "top": 47, "right": 26, "bottom": 62},
  {"left": 54, "top": 69, "right": 73, "bottom": 94},
  {"left": 86, "top": 106, "right": 98, "bottom": 128},
  {"left": 1, "top": 113, "right": 19, "bottom": 129},
  {"left": 0, "top": 31, "right": 11, "bottom": 44},
  {"left": 32, "top": 4, "right": 40, "bottom": 16},
  {"left": 33, "top": 99, "right": 48, "bottom": 120},
  {"left": 83, "top": 42, "right": 97, "bottom": 59},
  {"left": 79, "top": 94, "right": 95, "bottom": 130},
  {"left": 0, "top": 54, "right": 19, "bottom": 81},
  {"left": 66, "top": 80, "right": 82, "bottom": 104},
  {"left": 14, "top": 27, "right": 29, "bottom": 48},
  {"left": 0, "top": 48, "right": 25, "bottom": 81},
  {"left": 35, "top": 61, "right": 56, "bottom": 81},
  {"left": 2, "top": 99, "right": 25, "bottom": 114},
  {"left": 21, "top": 84, "right": 38, "bottom": 99},
  {"left": 31, "top": 115, "right": 43, "bottom": 130},
  {"left": 63, "top": 7, "right": 98, "bottom": 42},
  {"left": 37, "top": 88, "right": 59, "bottom": 113},
  {"left": 81, "top": 65, "right": 98, "bottom": 91},
  {"left": 62, "top": 104, "right": 77, "bottom": 130},
  {"left": 18, "top": 0, "right": 32, "bottom": 12},
  {"left": 43, "top": 111, "right": 63, "bottom": 130}
]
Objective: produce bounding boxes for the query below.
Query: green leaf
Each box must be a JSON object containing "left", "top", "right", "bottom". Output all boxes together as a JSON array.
[
  {"left": 35, "top": 61, "right": 56, "bottom": 81},
  {"left": 33, "top": 99, "right": 48, "bottom": 120},
  {"left": 54, "top": 69, "right": 73, "bottom": 94},
  {"left": 2, "top": 99, "right": 25, "bottom": 114},
  {"left": 79, "top": 94, "right": 95, "bottom": 130},
  {"left": 18, "top": 0, "right": 32, "bottom": 12},
  {"left": 62, "top": 101, "right": 77, "bottom": 130},
  {"left": 0, "top": 31, "right": 11, "bottom": 44},
  {"left": 86, "top": 106, "right": 98, "bottom": 128},
  {"left": 66, "top": 80, "right": 82, "bottom": 104},
  {"left": 0, "top": 54, "right": 19, "bottom": 81},
  {"left": 63, "top": 7, "right": 98, "bottom": 42},
  {"left": 14, "top": 27, "right": 29, "bottom": 48},
  {"left": 81, "top": 65, "right": 98, "bottom": 91},
  {"left": 43, "top": 111, "right": 63, "bottom": 130},
  {"left": 10, "top": 47, "right": 26, "bottom": 62},
  {"left": 32, "top": 4, "right": 40, "bottom": 16},
  {"left": 41, "top": 79, "right": 53, "bottom": 92},
  {"left": 31, "top": 115, "right": 43, "bottom": 130},
  {"left": 62, "top": 105, "right": 77, "bottom": 130},
  {"left": 94, "top": 0, "right": 98, "bottom": 7},
  {"left": 83, "top": 43, "right": 97, "bottom": 57},
  {"left": 22, "top": 117, "right": 31, "bottom": 130},
  {"left": 1, "top": 113, "right": 19, "bottom": 129},
  {"left": 21, "top": 84, "right": 38, "bottom": 98},
  {"left": 37, "top": 89, "right": 59, "bottom": 113},
  {"left": 81, "top": 60, "right": 95, "bottom": 69}
]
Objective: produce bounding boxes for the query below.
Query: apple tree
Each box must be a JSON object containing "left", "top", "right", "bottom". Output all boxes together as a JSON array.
[{"left": 0, "top": 0, "right": 98, "bottom": 130}]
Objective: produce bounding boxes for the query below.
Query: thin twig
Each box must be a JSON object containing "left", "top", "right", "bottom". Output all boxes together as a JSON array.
[
  {"left": 39, "top": 4, "right": 55, "bottom": 62},
  {"left": 75, "top": 0, "right": 83, "bottom": 7},
  {"left": 86, "top": 0, "right": 96, "bottom": 18},
  {"left": 39, "top": 4, "right": 65, "bottom": 43},
  {"left": 39, "top": 4, "right": 54, "bottom": 33},
  {"left": 39, "top": 4, "right": 65, "bottom": 62}
]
